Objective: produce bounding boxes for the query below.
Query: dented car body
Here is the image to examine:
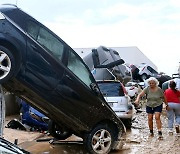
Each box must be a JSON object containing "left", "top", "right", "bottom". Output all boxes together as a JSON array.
[
  {"left": 0, "top": 4, "right": 125, "bottom": 153},
  {"left": 83, "top": 46, "right": 132, "bottom": 84}
]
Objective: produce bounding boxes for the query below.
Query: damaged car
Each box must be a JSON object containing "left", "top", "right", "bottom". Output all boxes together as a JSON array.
[
  {"left": 0, "top": 137, "right": 29, "bottom": 154},
  {"left": 83, "top": 46, "right": 132, "bottom": 84},
  {"left": 97, "top": 80, "right": 133, "bottom": 129},
  {"left": 138, "top": 63, "right": 160, "bottom": 81},
  {"left": 0, "top": 4, "right": 126, "bottom": 153},
  {"left": 18, "top": 99, "right": 49, "bottom": 131}
]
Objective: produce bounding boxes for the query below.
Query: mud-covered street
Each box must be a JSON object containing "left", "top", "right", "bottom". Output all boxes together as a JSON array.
[
  {"left": 3, "top": 107, "right": 180, "bottom": 154},
  {"left": 121, "top": 109, "right": 180, "bottom": 154}
]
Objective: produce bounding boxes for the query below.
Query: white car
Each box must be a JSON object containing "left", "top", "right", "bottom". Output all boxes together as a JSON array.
[
  {"left": 97, "top": 80, "right": 133, "bottom": 129},
  {"left": 138, "top": 63, "right": 160, "bottom": 81},
  {"left": 162, "top": 78, "right": 180, "bottom": 91},
  {"left": 125, "top": 82, "right": 142, "bottom": 100}
]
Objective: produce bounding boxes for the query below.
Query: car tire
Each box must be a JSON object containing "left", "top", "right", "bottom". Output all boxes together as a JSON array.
[
  {"left": 48, "top": 120, "right": 72, "bottom": 140},
  {"left": 0, "top": 46, "right": 16, "bottom": 84},
  {"left": 122, "top": 119, "right": 132, "bottom": 129},
  {"left": 83, "top": 124, "right": 116, "bottom": 154},
  {"left": 141, "top": 74, "right": 148, "bottom": 81}
]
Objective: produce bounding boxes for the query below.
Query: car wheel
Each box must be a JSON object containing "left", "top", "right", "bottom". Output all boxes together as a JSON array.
[
  {"left": 122, "top": 119, "right": 132, "bottom": 129},
  {"left": 84, "top": 124, "right": 116, "bottom": 154},
  {"left": 0, "top": 46, "right": 16, "bottom": 83},
  {"left": 48, "top": 120, "right": 72, "bottom": 140},
  {"left": 141, "top": 74, "right": 148, "bottom": 81}
]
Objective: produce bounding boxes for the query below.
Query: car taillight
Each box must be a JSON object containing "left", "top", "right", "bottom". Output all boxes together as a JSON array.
[{"left": 0, "top": 12, "right": 5, "bottom": 20}]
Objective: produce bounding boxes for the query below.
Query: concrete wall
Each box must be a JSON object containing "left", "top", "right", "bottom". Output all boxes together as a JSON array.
[{"left": 4, "top": 93, "right": 20, "bottom": 116}]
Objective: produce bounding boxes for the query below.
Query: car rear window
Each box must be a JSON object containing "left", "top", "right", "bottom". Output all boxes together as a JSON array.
[{"left": 98, "top": 82, "right": 125, "bottom": 97}]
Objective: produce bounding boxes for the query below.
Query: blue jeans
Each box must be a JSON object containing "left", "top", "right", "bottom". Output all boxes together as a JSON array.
[{"left": 167, "top": 102, "right": 180, "bottom": 130}]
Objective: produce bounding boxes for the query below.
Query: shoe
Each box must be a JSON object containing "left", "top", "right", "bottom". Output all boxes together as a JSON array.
[
  {"left": 168, "top": 130, "right": 173, "bottom": 135},
  {"left": 175, "top": 126, "right": 179, "bottom": 134},
  {"left": 158, "top": 135, "right": 163, "bottom": 140},
  {"left": 158, "top": 136, "right": 163, "bottom": 140},
  {"left": 149, "top": 132, "right": 154, "bottom": 137},
  {"left": 158, "top": 131, "right": 163, "bottom": 140}
]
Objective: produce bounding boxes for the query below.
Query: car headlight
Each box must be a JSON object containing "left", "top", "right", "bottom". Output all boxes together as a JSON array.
[{"left": 0, "top": 12, "right": 5, "bottom": 20}]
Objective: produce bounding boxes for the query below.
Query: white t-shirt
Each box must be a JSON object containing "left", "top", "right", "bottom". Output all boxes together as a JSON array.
[{"left": 174, "top": 78, "right": 180, "bottom": 90}]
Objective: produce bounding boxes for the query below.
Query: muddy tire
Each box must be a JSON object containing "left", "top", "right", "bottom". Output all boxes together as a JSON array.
[
  {"left": 141, "top": 74, "right": 148, "bottom": 81},
  {"left": 122, "top": 119, "right": 132, "bottom": 129},
  {"left": 48, "top": 120, "right": 72, "bottom": 140},
  {"left": 0, "top": 46, "right": 16, "bottom": 84},
  {"left": 83, "top": 124, "right": 116, "bottom": 154}
]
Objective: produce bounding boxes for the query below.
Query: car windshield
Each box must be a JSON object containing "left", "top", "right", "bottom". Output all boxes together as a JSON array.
[{"left": 98, "top": 82, "right": 124, "bottom": 97}]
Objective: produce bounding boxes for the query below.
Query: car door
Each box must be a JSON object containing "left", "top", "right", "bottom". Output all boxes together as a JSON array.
[
  {"left": 51, "top": 47, "right": 109, "bottom": 129},
  {"left": 25, "top": 20, "right": 65, "bottom": 98}
]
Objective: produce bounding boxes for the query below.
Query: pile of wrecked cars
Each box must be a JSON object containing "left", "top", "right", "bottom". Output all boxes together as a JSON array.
[{"left": 0, "top": 4, "right": 130, "bottom": 153}]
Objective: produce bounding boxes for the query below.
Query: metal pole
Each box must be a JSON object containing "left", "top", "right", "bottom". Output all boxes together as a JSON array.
[{"left": 0, "top": 85, "right": 5, "bottom": 137}]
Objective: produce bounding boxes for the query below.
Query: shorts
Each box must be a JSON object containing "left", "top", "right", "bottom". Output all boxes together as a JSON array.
[{"left": 146, "top": 104, "right": 163, "bottom": 114}]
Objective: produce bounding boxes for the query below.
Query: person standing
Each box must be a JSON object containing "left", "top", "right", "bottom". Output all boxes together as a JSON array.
[
  {"left": 164, "top": 80, "right": 180, "bottom": 134},
  {"left": 135, "top": 77, "right": 165, "bottom": 139}
]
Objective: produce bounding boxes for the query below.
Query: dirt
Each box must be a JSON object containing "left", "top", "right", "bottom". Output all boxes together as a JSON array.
[
  {"left": 3, "top": 115, "right": 43, "bottom": 144},
  {"left": 2, "top": 108, "right": 180, "bottom": 154},
  {"left": 118, "top": 109, "right": 180, "bottom": 154}
]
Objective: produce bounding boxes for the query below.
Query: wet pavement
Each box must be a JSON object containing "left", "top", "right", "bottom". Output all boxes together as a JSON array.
[
  {"left": 18, "top": 109, "right": 147, "bottom": 154},
  {"left": 19, "top": 128, "right": 146, "bottom": 154},
  {"left": 20, "top": 134, "right": 132, "bottom": 154},
  {"left": 4, "top": 108, "right": 180, "bottom": 154}
]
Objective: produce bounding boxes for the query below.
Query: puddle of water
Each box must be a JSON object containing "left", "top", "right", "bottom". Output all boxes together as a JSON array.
[
  {"left": 20, "top": 128, "right": 143, "bottom": 154},
  {"left": 21, "top": 140, "right": 88, "bottom": 154}
]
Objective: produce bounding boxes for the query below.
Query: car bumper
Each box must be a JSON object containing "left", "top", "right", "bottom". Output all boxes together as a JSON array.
[{"left": 114, "top": 110, "right": 133, "bottom": 119}]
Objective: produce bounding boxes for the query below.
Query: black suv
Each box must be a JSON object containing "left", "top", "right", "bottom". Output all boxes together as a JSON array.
[{"left": 0, "top": 4, "right": 125, "bottom": 153}]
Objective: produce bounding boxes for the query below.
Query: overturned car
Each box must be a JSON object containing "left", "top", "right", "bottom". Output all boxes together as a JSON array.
[
  {"left": 0, "top": 4, "right": 126, "bottom": 153},
  {"left": 83, "top": 46, "right": 132, "bottom": 84}
]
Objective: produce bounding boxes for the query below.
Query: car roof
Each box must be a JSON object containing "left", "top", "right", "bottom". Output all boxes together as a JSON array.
[
  {"left": 0, "top": 4, "right": 17, "bottom": 8},
  {"left": 0, "top": 4, "right": 17, "bottom": 12}
]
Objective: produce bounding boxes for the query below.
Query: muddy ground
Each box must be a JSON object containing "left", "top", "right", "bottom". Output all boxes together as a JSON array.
[{"left": 3, "top": 108, "right": 180, "bottom": 154}]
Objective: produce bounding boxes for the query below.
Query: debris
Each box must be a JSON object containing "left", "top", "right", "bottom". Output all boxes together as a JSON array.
[{"left": 5, "top": 119, "right": 26, "bottom": 130}]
